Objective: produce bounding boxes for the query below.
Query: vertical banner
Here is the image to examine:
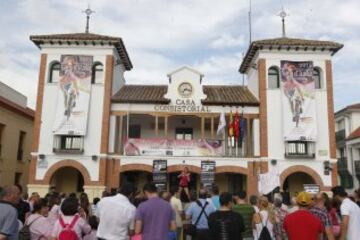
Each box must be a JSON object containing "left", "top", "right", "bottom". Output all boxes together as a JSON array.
[
  {"left": 53, "top": 55, "right": 93, "bottom": 135},
  {"left": 201, "top": 161, "right": 216, "bottom": 190},
  {"left": 153, "top": 160, "right": 167, "bottom": 192},
  {"left": 281, "top": 61, "right": 317, "bottom": 141}
]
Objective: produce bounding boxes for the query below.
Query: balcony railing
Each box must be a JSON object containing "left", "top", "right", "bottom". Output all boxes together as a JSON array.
[
  {"left": 337, "top": 157, "right": 348, "bottom": 172},
  {"left": 336, "top": 129, "right": 346, "bottom": 142},
  {"left": 285, "top": 141, "right": 315, "bottom": 159},
  {"left": 354, "top": 160, "right": 360, "bottom": 176},
  {"left": 53, "top": 135, "right": 84, "bottom": 154}
]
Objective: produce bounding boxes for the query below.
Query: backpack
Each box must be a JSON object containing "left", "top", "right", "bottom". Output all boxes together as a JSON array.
[
  {"left": 258, "top": 213, "right": 272, "bottom": 240},
  {"left": 58, "top": 215, "right": 80, "bottom": 240},
  {"left": 19, "top": 216, "right": 42, "bottom": 240}
]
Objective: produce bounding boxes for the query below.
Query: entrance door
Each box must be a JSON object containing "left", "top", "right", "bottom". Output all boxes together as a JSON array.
[
  {"left": 283, "top": 172, "right": 315, "bottom": 199},
  {"left": 50, "top": 167, "right": 84, "bottom": 193},
  {"left": 120, "top": 171, "right": 152, "bottom": 191}
]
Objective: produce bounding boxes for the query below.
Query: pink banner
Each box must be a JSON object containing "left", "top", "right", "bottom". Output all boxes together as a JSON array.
[{"left": 124, "top": 138, "right": 223, "bottom": 156}]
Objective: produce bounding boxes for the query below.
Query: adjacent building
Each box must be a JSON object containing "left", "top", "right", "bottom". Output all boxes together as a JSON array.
[
  {"left": 335, "top": 103, "right": 360, "bottom": 191},
  {"left": 0, "top": 81, "right": 34, "bottom": 190},
  {"left": 27, "top": 32, "right": 343, "bottom": 200}
]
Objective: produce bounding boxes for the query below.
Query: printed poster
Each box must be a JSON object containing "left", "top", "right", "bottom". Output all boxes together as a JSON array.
[
  {"left": 281, "top": 61, "right": 317, "bottom": 141},
  {"left": 153, "top": 160, "right": 167, "bottom": 192},
  {"left": 201, "top": 161, "right": 216, "bottom": 190},
  {"left": 53, "top": 55, "right": 93, "bottom": 135}
]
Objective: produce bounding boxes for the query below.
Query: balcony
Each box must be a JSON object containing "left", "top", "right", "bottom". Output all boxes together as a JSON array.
[
  {"left": 336, "top": 129, "right": 346, "bottom": 146},
  {"left": 337, "top": 157, "right": 348, "bottom": 172},
  {"left": 53, "top": 135, "right": 84, "bottom": 154},
  {"left": 285, "top": 141, "right": 315, "bottom": 159},
  {"left": 355, "top": 160, "right": 360, "bottom": 176}
]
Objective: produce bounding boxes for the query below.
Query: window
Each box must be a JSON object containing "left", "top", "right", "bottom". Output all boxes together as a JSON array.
[
  {"left": 17, "top": 131, "right": 26, "bottom": 161},
  {"left": 314, "top": 68, "right": 322, "bottom": 89},
  {"left": 129, "top": 125, "right": 141, "bottom": 138},
  {"left": 268, "top": 66, "right": 280, "bottom": 89},
  {"left": 91, "top": 62, "right": 104, "bottom": 84},
  {"left": 48, "top": 61, "right": 61, "bottom": 83},
  {"left": 53, "top": 135, "right": 84, "bottom": 153},
  {"left": 175, "top": 128, "right": 193, "bottom": 140},
  {"left": 285, "top": 141, "right": 315, "bottom": 158},
  {"left": 14, "top": 172, "right": 22, "bottom": 185},
  {"left": 0, "top": 123, "right": 4, "bottom": 157}
]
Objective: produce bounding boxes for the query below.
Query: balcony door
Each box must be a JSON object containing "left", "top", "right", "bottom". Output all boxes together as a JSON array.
[{"left": 175, "top": 128, "right": 193, "bottom": 140}]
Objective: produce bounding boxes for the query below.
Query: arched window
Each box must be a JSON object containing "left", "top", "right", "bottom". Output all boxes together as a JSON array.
[
  {"left": 48, "top": 61, "right": 60, "bottom": 83},
  {"left": 314, "top": 67, "right": 322, "bottom": 89},
  {"left": 91, "top": 62, "right": 104, "bottom": 84},
  {"left": 268, "top": 66, "right": 280, "bottom": 89}
]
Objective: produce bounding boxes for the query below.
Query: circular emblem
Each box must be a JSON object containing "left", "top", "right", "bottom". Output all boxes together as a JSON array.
[{"left": 178, "top": 82, "right": 193, "bottom": 98}]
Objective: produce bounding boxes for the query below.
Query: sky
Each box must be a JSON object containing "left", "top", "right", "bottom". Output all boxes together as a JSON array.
[{"left": 0, "top": 0, "right": 359, "bottom": 110}]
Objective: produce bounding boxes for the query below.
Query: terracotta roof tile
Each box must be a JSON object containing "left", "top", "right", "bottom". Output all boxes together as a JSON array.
[
  {"left": 112, "top": 85, "right": 170, "bottom": 104},
  {"left": 112, "top": 85, "right": 258, "bottom": 106},
  {"left": 30, "top": 33, "right": 132, "bottom": 70},
  {"left": 347, "top": 126, "right": 360, "bottom": 141},
  {"left": 335, "top": 103, "right": 360, "bottom": 115},
  {"left": 202, "top": 85, "right": 258, "bottom": 106},
  {"left": 239, "top": 37, "right": 343, "bottom": 73}
]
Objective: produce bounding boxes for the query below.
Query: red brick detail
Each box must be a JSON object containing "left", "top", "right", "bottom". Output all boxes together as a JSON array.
[
  {"left": 258, "top": 59, "right": 268, "bottom": 157},
  {"left": 42, "top": 160, "right": 92, "bottom": 185},
  {"left": 215, "top": 166, "right": 247, "bottom": 175},
  {"left": 326, "top": 60, "right": 336, "bottom": 159},
  {"left": 331, "top": 163, "right": 338, "bottom": 187},
  {"left": 106, "top": 159, "right": 121, "bottom": 189},
  {"left": 29, "top": 54, "right": 47, "bottom": 184},
  {"left": 280, "top": 165, "right": 325, "bottom": 189},
  {"left": 120, "top": 164, "right": 153, "bottom": 173},
  {"left": 168, "top": 165, "right": 201, "bottom": 174},
  {"left": 247, "top": 162, "right": 258, "bottom": 197}
]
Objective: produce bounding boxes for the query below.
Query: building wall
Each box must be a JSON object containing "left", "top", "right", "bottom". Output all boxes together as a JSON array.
[{"left": 0, "top": 106, "right": 33, "bottom": 190}]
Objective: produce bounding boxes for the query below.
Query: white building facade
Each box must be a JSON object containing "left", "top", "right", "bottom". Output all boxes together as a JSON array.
[{"left": 28, "top": 33, "right": 343, "bottom": 200}]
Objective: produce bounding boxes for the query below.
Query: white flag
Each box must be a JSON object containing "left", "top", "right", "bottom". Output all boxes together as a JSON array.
[
  {"left": 217, "top": 112, "right": 226, "bottom": 135},
  {"left": 258, "top": 168, "right": 280, "bottom": 195}
]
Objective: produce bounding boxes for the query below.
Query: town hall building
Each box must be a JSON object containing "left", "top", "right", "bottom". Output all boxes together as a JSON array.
[{"left": 27, "top": 31, "right": 343, "bottom": 200}]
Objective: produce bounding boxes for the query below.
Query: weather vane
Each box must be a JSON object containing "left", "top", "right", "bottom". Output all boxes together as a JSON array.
[
  {"left": 278, "top": 6, "right": 288, "bottom": 38},
  {"left": 83, "top": 5, "right": 95, "bottom": 33}
]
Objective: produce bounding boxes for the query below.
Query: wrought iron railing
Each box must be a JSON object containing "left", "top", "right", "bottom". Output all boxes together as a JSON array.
[{"left": 285, "top": 141, "right": 315, "bottom": 158}]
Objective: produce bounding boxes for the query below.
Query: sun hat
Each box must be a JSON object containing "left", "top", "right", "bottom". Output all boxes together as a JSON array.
[{"left": 296, "top": 191, "right": 313, "bottom": 206}]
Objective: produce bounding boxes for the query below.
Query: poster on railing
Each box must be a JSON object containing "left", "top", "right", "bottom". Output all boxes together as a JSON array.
[
  {"left": 153, "top": 160, "right": 167, "bottom": 192},
  {"left": 201, "top": 161, "right": 216, "bottom": 190},
  {"left": 281, "top": 61, "right": 317, "bottom": 141},
  {"left": 124, "top": 138, "right": 223, "bottom": 156},
  {"left": 53, "top": 55, "right": 93, "bottom": 136}
]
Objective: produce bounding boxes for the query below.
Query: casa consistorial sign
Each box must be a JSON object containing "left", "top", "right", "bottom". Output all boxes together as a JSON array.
[{"left": 154, "top": 98, "right": 210, "bottom": 113}]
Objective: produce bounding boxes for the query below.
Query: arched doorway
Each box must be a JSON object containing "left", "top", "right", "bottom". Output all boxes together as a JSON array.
[
  {"left": 120, "top": 171, "right": 152, "bottom": 191},
  {"left": 215, "top": 173, "right": 247, "bottom": 194},
  {"left": 50, "top": 167, "right": 84, "bottom": 193},
  {"left": 283, "top": 172, "right": 315, "bottom": 199}
]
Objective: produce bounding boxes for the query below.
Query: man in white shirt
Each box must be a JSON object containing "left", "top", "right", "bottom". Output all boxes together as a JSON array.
[
  {"left": 332, "top": 186, "right": 360, "bottom": 240},
  {"left": 97, "top": 184, "right": 136, "bottom": 240},
  {"left": 170, "top": 186, "right": 184, "bottom": 240}
]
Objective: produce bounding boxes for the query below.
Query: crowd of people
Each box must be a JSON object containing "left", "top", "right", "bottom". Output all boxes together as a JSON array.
[{"left": 1, "top": 182, "right": 360, "bottom": 240}]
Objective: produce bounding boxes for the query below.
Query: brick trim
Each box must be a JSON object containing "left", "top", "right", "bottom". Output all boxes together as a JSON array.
[
  {"left": 326, "top": 60, "right": 336, "bottom": 159},
  {"left": 215, "top": 166, "right": 248, "bottom": 175},
  {"left": 258, "top": 59, "right": 268, "bottom": 157},
  {"left": 168, "top": 165, "right": 201, "bottom": 174},
  {"left": 120, "top": 164, "right": 153, "bottom": 173},
  {"left": 29, "top": 54, "right": 47, "bottom": 184},
  {"left": 331, "top": 163, "right": 338, "bottom": 186},
  {"left": 280, "top": 165, "right": 325, "bottom": 189}
]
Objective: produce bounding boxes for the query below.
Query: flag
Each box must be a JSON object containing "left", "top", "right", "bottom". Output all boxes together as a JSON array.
[
  {"left": 228, "top": 111, "right": 234, "bottom": 137},
  {"left": 234, "top": 111, "right": 240, "bottom": 139},
  {"left": 217, "top": 112, "right": 226, "bottom": 136},
  {"left": 239, "top": 117, "right": 246, "bottom": 145}
]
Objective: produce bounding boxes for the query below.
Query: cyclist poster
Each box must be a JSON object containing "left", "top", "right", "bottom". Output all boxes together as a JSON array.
[
  {"left": 280, "top": 61, "right": 317, "bottom": 141},
  {"left": 53, "top": 55, "right": 93, "bottom": 135}
]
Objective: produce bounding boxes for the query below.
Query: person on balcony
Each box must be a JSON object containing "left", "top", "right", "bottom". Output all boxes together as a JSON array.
[{"left": 178, "top": 167, "right": 191, "bottom": 200}]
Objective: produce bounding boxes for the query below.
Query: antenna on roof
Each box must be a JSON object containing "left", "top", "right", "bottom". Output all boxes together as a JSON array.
[
  {"left": 248, "top": 0, "right": 252, "bottom": 45},
  {"left": 278, "top": 5, "right": 288, "bottom": 38},
  {"left": 83, "top": 4, "right": 95, "bottom": 33}
]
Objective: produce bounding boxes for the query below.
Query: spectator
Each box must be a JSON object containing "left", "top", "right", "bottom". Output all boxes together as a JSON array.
[
  {"left": 210, "top": 185, "right": 220, "bottom": 210},
  {"left": 47, "top": 193, "right": 61, "bottom": 225},
  {"left": 15, "top": 184, "right": 31, "bottom": 224},
  {"left": 0, "top": 186, "right": 21, "bottom": 240},
  {"left": 97, "top": 183, "right": 136, "bottom": 240},
  {"left": 287, "top": 197, "right": 299, "bottom": 214},
  {"left": 135, "top": 182, "right": 176, "bottom": 240},
  {"left": 160, "top": 191, "right": 172, "bottom": 202},
  {"left": 284, "top": 191, "right": 324, "bottom": 240},
  {"left": 24, "top": 198, "right": 52, "bottom": 239},
  {"left": 310, "top": 192, "right": 335, "bottom": 240},
  {"left": 273, "top": 196, "right": 287, "bottom": 240},
  {"left": 185, "top": 188, "right": 216, "bottom": 240},
  {"left": 252, "top": 196, "right": 275, "bottom": 240},
  {"left": 332, "top": 186, "right": 360, "bottom": 240},
  {"left": 208, "top": 192, "right": 245, "bottom": 240},
  {"left": 249, "top": 195, "right": 259, "bottom": 213},
  {"left": 232, "top": 190, "right": 255, "bottom": 240},
  {"left": 324, "top": 194, "right": 340, "bottom": 238},
  {"left": 84, "top": 216, "right": 99, "bottom": 240},
  {"left": 91, "top": 197, "right": 100, "bottom": 218},
  {"left": 80, "top": 192, "right": 92, "bottom": 218},
  {"left": 52, "top": 197, "right": 91, "bottom": 239},
  {"left": 170, "top": 186, "right": 184, "bottom": 240},
  {"left": 29, "top": 192, "right": 40, "bottom": 212}
]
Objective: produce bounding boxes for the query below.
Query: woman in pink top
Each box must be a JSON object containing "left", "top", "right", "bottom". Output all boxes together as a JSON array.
[
  {"left": 178, "top": 167, "right": 191, "bottom": 200},
  {"left": 25, "top": 198, "right": 53, "bottom": 240},
  {"left": 52, "top": 197, "right": 91, "bottom": 239}
]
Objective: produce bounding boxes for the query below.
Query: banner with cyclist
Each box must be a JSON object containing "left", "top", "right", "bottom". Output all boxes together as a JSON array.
[
  {"left": 53, "top": 55, "right": 93, "bottom": 135},
  {"left": 280, "top": 61, "right": 317, "bottom": 141}
]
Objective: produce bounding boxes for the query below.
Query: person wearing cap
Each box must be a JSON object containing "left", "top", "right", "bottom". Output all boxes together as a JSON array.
[
  {"left": 331, "top": 186, "right": 360, "bottom": 240},
  {"left": 283, "top": 192, "right": 324, "bottom": 240}
]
